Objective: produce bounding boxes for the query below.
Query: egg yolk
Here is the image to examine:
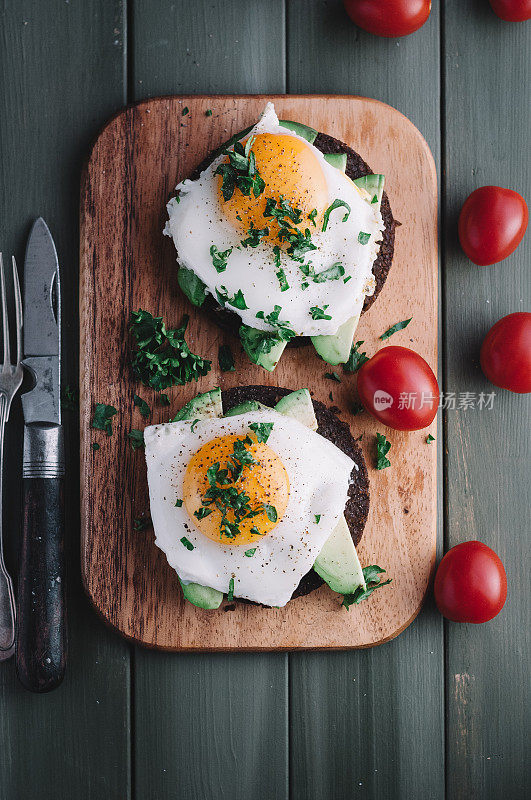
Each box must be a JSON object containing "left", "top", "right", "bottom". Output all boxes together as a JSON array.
[
  {"left": 182, "top": 434, "right": 290, "bottom": 546},
  {"left": 218, "top": 133, "right": 328, "bottom": 242}
]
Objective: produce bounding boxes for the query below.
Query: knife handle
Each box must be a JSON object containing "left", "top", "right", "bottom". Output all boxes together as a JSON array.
[{"left": 16, "top": 426, "right": 66, "bottom": 692}]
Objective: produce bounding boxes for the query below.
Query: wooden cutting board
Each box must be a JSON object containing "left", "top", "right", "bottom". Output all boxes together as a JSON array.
[{"left": 80, "top": 95, "right": 437, "bottom": 650}]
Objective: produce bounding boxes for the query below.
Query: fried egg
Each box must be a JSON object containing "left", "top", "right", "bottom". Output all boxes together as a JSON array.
[
  {"left": 165, "top": 102, "right": 383, "bottom": 337},
  {"left": 144, "top": 410, "right": 354, "bottom": 606}
]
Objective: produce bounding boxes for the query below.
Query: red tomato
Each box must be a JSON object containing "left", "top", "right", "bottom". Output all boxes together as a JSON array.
[
  {"left": 343, "top": 0, "right": 431, "bottom": 37},
  {"left": 434, "top": 541, "right": 507, "bottom": 623},
  {"left": 357, "top": 346, "right": 439, "bottom": 430},
  {"left": 489, "top": 0, "right": 531, "bottom": 21},
  {"left": 480, "top": 312, "right": 531, "bottom": 393},
  {"left": 458, "top": 186, "right": 528, "bottom": 266}
]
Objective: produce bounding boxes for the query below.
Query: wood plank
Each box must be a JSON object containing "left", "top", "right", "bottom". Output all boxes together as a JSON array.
[
  {"left": 130, "top": 8, "right": 289, "bottom": 800},
  {"left": 0, "top": 2, "right": 131, "bottom": 799},
  {"left": 443, "top": 2, "right": 531, "bottom": 797},
  {"left": 287, "top": 3, "right": 445, "bottom": 798},
  {"left": 79, "top": 94, "right": 437, "bottom": 650}
]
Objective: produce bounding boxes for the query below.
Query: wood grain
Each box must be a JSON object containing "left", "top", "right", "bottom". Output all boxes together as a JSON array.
[
  {"left": 443, "top": 2, "right": 531, "bottom": 797},
  {"left": 80, "top": 94, "right": 437, "bottom": 650},
  {"left": 0, "top": 1, "right": 131, "bottom": 798}
]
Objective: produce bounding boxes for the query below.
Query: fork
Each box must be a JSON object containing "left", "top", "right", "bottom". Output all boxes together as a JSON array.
[{"left": 0, "top": 253, "right": 23, "bottom": 661}]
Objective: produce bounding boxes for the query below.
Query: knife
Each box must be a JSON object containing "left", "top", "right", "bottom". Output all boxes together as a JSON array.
[{"left": 16, "top": 217, "right": 66, "bottom": 692}]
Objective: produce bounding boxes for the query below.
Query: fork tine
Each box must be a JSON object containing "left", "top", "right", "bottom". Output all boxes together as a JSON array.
[
  {"left": 12, "top": 257, "right": 22, "bottom": 366},
  {"left": 0, "top": 253, "right": 10, "bottom": 369}
]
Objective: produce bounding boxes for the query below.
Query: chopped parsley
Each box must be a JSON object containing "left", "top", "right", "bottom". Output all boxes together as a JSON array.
[
  {"left": 180, "top": 536, "right": 194, "bottom": 551},
  {"left": 263, "top": 195, "right": 303, "bottom": 225},
  {"left": 325, "top": 372, "right": 341, "bottom": 383},
  {"left": 241, "top": 222, "right": 269, "bottom": 248},
  {"left": 210, "top": 244, "right": 233, "bottom": 273},
  {"left": 218, "top": 344, "right": 235, "bottom": 372},
  {"left": 133, "top": 394, "right": 150, "bottom": 418},
  {"left": 426, "top": 434, "right": 435, "bottom": 443},
  {"left": 256, "top": 305, "right": 297, "bottom": 341},
  {"left": 175, "top": 498, "right": 183, "bottom": 507},
  {"left": 310, "top": 305, "right": 332, "bottom": 321},
  {"left": 61, "top": 385, "right": 78, "bottom": 411},
  {"left": 308, "top": 208, "right": 318, "bottom": 226},
  {"left": 215, "top": 137, "right": 265, "bottom": 201},
  {"left": 376, "top": 433, "right": 391, "bottom": 470},
  {"left": 239, "top": 325, "right": 286, "bottom": 363},
  {"left": 322, "top": 199, "right": 351, "bottom": 232},
  {"left": 280, "top": 225, "right": 317, "bottom": 262},
  {"left": 313, "top": 263, "right": 345, "bottom": 283},
  {"left": 194, "top": 436, "right": 277, "bottom": 541},
  {"left": 343, "top": 276, "right": 351, "bottom": 284},
  {"left": 190, "top": 419, "right": 200, "bottom": 433},
  {"left": 314, "top": 514, "right": 321, "bottom": 524},
  {"left": 344, "top": 340, "right": 369, "bottom": 373},
  {"left": 262, "top": 197, "right": 317, "bottom": 262},
  {"left": 92, "top": 442, "right": 100, "bottom": 451},
  {"left": 273, "top": 245, "right": 289, "bottom": 291},
  {"left": 182, "top": 106, "right": 189, "bottom": 116},
  {"left": 249, "top": 421, "right": 274, "bottom": 443},
  {"left": 380, "top": 318, "right": 412, "bottom": 340},
  {"left": 133, "top": 516, "right": 151, "bottom": 531},
  {"left": 128, "top": 429, "right": 145, "bottom": 450},
  {"left": 130, "top": 310, "right": 211, "bottom": 390},
  {"left": 342, "top": 566, "right": 392, "bottom": 609},
  {"left": 357, "top": 231, "right": 371, "bottom": 245},
  {"left": 216, "top": 286, "right": 248, "bottom": 310},
  {"left": 244, "top": 548, "right": 257, "bottom": 557},
  {"left": 263, "top": 504, "right": 278, "bottom": 523},
  {"left": 92, "top": 403, "right": 117, "bottom": 436},
  {"left": 205, "top": 109, "right": 213, "bottom": 117},
  {"left": 227, "top": 577, "right": 235, "bottom": 601}
]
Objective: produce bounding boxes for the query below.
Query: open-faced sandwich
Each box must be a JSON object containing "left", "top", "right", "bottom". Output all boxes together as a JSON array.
[
  {"left": 164, "top": 102, "right": 395, "bottom": 371},
  {"left": 143, "top": 385, "right": 392, "bottom": 610}
]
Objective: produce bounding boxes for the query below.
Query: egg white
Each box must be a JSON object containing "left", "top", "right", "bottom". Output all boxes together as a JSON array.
[
  {"left": 165, "top": 102, "right": 383, "bottom": 337},
  {"left": 144, "top": 410, "right": 354, "bottom": 607}
]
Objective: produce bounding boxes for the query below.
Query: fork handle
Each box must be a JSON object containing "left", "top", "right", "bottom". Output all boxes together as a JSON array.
[{"left": 16, "top": 426, "right": 66, "bottom": 692}]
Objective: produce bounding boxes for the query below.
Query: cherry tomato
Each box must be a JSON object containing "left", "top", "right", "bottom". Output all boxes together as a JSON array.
[
  {"left": 357, "top": 346, "right": 439, "bottom": 430},
  {"left": 480, "top": 312, "right": 531, "bottom": 393},
  {"left": 458, "top": 186, "right": 528, "bottom": 266},
  {"left": 434, "top": 541, "right": 507, "bottom": 623},
  {"left": 343, "top": 0, "right": 431, "bottom": 37},
  {"left": 489, "top": 0, "right": 531, "bottom": 21}
]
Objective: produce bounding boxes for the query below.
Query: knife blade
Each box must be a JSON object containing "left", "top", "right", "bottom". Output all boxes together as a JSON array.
[{"left": 16, "top": 217, "right": 66, "bottom": 693}]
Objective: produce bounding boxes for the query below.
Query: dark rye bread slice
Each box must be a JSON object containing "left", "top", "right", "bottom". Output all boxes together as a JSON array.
[
  {"left": 221, "top": 385, "right": 370, "bottom": 600},
  {"left": 185, "top": 126, "right": 396, "bottom": 345}
]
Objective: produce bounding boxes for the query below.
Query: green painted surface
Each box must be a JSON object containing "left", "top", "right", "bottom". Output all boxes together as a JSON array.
[{"left": 0, "top": 1, "right": 529, "bottom": 798}]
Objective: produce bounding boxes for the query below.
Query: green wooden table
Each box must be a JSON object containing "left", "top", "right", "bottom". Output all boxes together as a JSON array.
[{"left": 0, "top": 2, "right": 529, "bottom": 798}]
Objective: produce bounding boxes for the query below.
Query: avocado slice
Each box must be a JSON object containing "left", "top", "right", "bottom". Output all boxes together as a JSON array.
[
  {"left": 279, "top": 119, "right": 318, "bottom": 144},
  {"left": 353, "top": 174, "right": 385, "bottom": 206},
  {"left": 311, "top": 312, "right": 361, "bottom": 366},
  {"left": 171, "top": 388, "right": 223, "bottom": 422},
  {"left": 323, "top": 152, "right": 347, "bottom": 173},
  {"left": 178, "top": 266, "right": 207, "bottom": 307},
  {"left": 179, "top": 578, "right": 224, "bottom": 610},
  {"left": 239, "top": 325, "right": 287, "bottom": 372},
  {"left": 224, "top": 400, "right": 270, "bottom": 417},
  {"left": 275, "top": 388, "right": 318, "bottom": 431},
  {"left": 313, "top": 515, "right": 366, "bottom": 595}
]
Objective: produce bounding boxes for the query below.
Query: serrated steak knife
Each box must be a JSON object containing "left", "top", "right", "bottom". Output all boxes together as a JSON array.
[{"left": 16, "top": 218, "right": 66, "bottom": 692}]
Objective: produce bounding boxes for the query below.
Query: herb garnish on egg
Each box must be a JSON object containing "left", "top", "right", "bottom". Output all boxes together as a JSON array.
[
  {"left": 216, "top": 286, "right": 248, "bottom": 310},
  {"left": 210, "top": 244, "right": 233, "bottom": 273},
  {"left": 322, "top": 199, "right": 351, "bottom": 232},
  {"left": 310, "top": 305, "right": 332, "bottom": 321},
  {"left": 193, "top": 433, "right": 279, "bottom": 541},
  {"left": 214, "top": 137, "right": 266, "bottom": 201},
  {"left": 256, "top": 306, "right": 297, "bottom": 340}
]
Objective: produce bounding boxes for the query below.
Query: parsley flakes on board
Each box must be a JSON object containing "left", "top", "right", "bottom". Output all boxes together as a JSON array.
[
  {"left": 130, "top": 310, "right": 211, "bottom": 390},
  {"left": 375, "top": 433, "right": 391, "bottom": 470},
  {"left": 128, "top": 429, "right": 145, "bottom": 451},
  {"left": 133, "top": 394, "right": 150, "bottom": 418},
  {"left": 92, "top": 403, "right": 117, "bottom": 436},
  {"left": 344, "top": 341, "right": 369, "bottom": 373},
  {"left": 380, "top": 318, "right": 412, "bottom": 340}
]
